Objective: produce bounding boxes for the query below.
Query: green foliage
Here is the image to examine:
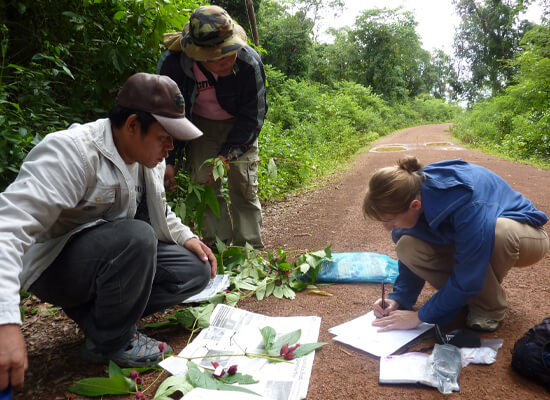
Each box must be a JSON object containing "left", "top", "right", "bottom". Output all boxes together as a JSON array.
[
  {"left": 167, "top": 158, "right": 225, "bottom": 234},
  {"left": 68, "top": 361, "right": 134, "bottom": 396},
  {"left": 257, "top": 1, "right": 314, "bottom": 78},
  {"left": 347, "top": 8, "right": 429, "bottom": 101},
  {"left": 215, "top": 240, "right": 332, "bottom": 300},
  {"left": 453, "top": 0, "right": 536, "bottom": 103},
  {"left": 0, "top": 0, "right": 200, "bottom": 191},
  {"left": 453, "top": 23, "right": 550, "bottom": 164},
  {"left": 257, "top": 66, "right": 460, "bottom": 200}
]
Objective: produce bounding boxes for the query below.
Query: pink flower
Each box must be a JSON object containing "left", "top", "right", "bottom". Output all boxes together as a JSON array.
[
  {"left": 158, "top": 342, "right": 167, "bottom": 353},
  {"left": 130, "top": 370, "right": 140, "bottom": 380},
  {"left": 227, "top": 365, "right": 238, "bottom": 375}
]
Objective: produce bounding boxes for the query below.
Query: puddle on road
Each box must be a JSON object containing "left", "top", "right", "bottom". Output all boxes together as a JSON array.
[
  {"left": 370, "top": 142, "right": 463, "bottom": 153},
  {"left": 370, "top": 145, "right": 407, "bottom": 153},
  {"left": 425, "top": 142, "right": 453, "bottom": 147}
]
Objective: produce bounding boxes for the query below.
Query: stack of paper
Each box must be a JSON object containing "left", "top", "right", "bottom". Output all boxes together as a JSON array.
[{"left": 329, "top": 311, "right": 434, "bottom": 357}]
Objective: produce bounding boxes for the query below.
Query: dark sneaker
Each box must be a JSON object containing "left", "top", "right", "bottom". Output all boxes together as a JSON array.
[
  {"left": 466, "top": 313, "right": 500, "bottom": 332},
  {"left": 82, "top": 332, "right": 172, "bottom": 368}
]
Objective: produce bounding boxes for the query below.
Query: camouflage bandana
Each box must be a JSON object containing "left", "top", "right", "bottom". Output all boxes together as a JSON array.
[{"left": 182, "top": 5, "right": 247, "bottom": 62}]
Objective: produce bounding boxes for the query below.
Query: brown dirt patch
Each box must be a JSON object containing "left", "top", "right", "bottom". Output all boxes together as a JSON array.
[{"left": 15, "top": 123, "right": 550, "bottom": 399}]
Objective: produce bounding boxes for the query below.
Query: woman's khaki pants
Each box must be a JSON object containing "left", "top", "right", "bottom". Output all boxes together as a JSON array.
[{"left": 396, "top": 218, "right": 549, "bottom": 321}]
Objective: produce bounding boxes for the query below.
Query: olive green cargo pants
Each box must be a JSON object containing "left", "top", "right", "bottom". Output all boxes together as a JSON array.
[{"left": 187, "top": 114, "right": 263, "bottom": 249}]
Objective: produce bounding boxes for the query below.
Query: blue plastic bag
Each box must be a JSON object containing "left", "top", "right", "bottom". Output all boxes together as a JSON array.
[{"left": 314, "top": 252, "right": 399, "bottom": 283}]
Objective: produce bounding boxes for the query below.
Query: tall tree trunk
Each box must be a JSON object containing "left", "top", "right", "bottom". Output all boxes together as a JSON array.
[{"left": 244, "top": 0, "right": 259, "bottom": 46}]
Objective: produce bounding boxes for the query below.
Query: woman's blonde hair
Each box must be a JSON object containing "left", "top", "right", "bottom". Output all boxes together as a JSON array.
[{"left": 362, "top": 155, "right": 424, "bottom": 220}]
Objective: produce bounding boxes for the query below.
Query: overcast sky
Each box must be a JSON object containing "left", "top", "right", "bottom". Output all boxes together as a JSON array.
[{"left": 319, "top": 0, "right": 544, "bottom": 52}]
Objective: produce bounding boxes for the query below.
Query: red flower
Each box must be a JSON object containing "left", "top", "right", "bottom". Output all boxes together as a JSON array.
[
  {"left": 130, "top": 370, "right": 140, "bottom": 380},
  {"left": 280, "top": 343, "right": 300, "bottom": 360},
  {"left": 227, "top": 365, "right": 238, "bottom": 375}
]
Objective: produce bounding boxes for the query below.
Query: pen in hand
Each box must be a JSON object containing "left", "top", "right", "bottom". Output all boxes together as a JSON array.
[{"left": 381, "top": 280, "right": 386, "bottom": 310}]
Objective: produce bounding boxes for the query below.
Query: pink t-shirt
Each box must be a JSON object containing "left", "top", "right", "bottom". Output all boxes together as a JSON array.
[{"left": 192, "top": 62, "right": 234, "bottom": 120}]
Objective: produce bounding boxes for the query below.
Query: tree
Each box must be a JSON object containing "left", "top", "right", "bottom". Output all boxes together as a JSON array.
[
  {"left": 257, "top": 0, "right": 314, "bottom": 78},
  {"left": 426, "top": 49, "right": 462, "bottom": 101},
  {"left": 280, "top": 0, "right": 344, "bottom": 40},
  {"left": 453, "top": 0, "right": 536, "bottom": 103},
  {"left": 347, "top": 8, "right": 428, "bottom": 101},
  {"left": 209, "top": 0, "right": 263, "bottom": 41}
]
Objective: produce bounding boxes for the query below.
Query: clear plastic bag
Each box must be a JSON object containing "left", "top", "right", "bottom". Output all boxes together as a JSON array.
[{"left": 428, "top": 343, "right": 462, "bottom": 394}]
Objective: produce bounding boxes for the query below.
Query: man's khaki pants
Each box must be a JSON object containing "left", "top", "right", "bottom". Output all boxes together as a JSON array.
[
  {"left": 396, "top": 218, "right": 549, "bottom": 321},
  {"left": 187, "top": 114, "right": 263, "bottom": 249}
]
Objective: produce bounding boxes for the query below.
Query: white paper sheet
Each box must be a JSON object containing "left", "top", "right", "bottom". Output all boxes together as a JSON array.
[
  {"left": 329, "top": 311, "right": 433, "bottom": 357},
  {"left": 183, "top": 274, "right": 230, "bottom": 303},
  {"left": 160, "top": 304, "right": 322, "bottom": 400}
]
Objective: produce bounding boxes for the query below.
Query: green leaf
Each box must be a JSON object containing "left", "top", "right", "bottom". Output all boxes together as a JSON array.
[
  {"left": 265, "top": 282, "right": 275, "bottom": 298},
  {"left": 273, "top": 285, "right": 284, "bottom": 299},
  {"left": 186, "top": 362, "right": 260, "bottom": 395},
  {"left": 282, "top": 285, "right": 296, "bottom": 299},
  {"left": 213, "top": 158, "right": 226, "bottom": 181},
  {"left": 204, "top": 184, "right": 220, "bottom": 218},
  {"left": 67, "top": 375, "right": 133, "bottom": 396},
  {"left": 255, "top": 279, "right": 267, "bottom": 301},
  {"left": 267, "top": 157, "right": 277, "bottom": 179},
  {"left": 154, "top": 375, "right": 194, "bottom": 399},
  {"left": 294, "top": 342, "right": 328, "bottom": 358},
  {"left": 234, "top": 279, "right": 258, "bottom": 291},
  {"left": 270, "top": 329, "right": 302, "bottom": 355},
  {"left": 107, "top": 360, "right": 124, "bottom": 378},
  {"left": 218, "top": 372, "right": 259, "bottom": 385},
  {"left": 175, "top": 303, "right": 214, "bottom": 330},
  {"left": 260, "top": 326, "right": 277, "bottom": 350}
]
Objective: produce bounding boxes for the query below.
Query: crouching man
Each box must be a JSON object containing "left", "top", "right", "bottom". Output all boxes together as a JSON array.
[{"left": 0, "top": 73, "right": 217, "bottom": 390}]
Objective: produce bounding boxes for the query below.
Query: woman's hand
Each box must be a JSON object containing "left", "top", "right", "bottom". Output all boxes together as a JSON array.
[
  {"left": 371, "top": 310, "right": 421, "bottom": 331},
  {"left": 373, "top": 298, "right": 399, "bottom": 318}
]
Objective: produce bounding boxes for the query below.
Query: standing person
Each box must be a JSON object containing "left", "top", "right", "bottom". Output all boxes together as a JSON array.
[
  {"left": 157, "top": 5, "right": 267, "bottom": 249},
  {"left": 0, "top": 72, "right": 217, "bottom": 391},
  {"left": 363, "top": 156, "right": 548, "bottom": 332}
]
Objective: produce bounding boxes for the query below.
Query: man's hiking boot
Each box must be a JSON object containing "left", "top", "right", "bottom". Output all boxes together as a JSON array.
[
  {"left": 466, "top": 313, "right": 500, "bottom": 332},
  {"left": 81, "top": 332, "right": 172, "bottom": 368}
]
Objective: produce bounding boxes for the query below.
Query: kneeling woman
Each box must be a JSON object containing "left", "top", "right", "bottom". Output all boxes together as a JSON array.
[{"left": 364, "top": 156, "right": 549, "bottom": 332}]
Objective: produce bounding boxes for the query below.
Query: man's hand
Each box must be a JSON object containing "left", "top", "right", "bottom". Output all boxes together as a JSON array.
[
  {"left": 164, "top": 164, "right": 177, "bottom": 192},
  {"left": 0, "top": 324, "right": 28, "bottom": 390},
  {"left": 184, "top": 238, "right": 218, "bottom": 278},
  {"left": 373, "top": 298, "right": 399, "bottom": 318},
  {"left": 371, "top": 310, "right": 421, "bottom": 332}
]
